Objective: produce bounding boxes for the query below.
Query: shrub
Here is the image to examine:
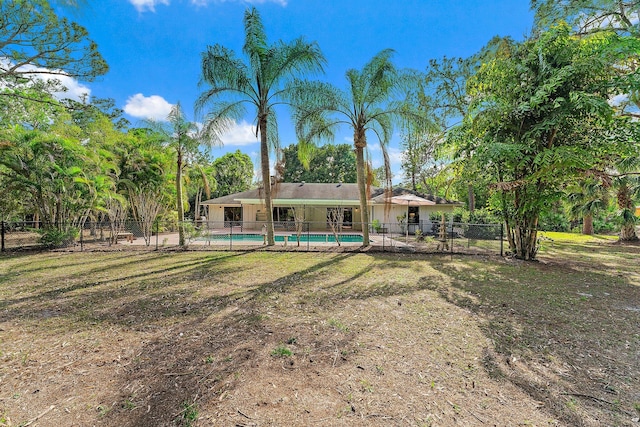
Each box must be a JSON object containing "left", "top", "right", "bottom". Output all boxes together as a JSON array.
[
  {"left": 538, "top": 211, "right": 570, "bottom": 232},
  {"left": 468, "top": 208, "right": 501, "bottom": 224},
  {"left": 593, "top": 217, "right": 616, "bottom": 234},
  {"left": 37, "top": 227, "right": 78, "bottom": 248}
]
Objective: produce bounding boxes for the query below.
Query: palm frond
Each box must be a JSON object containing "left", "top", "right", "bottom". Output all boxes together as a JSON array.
[
  {"left": 266, "top": 108, "right": 280, "bottom": 153},
  {"left": 196, "top": 45, "right": 255, "bottom": 111},
  {"left": 264, "top": 38, "right": 326, "bottom": 91},
  {"left": 199, "top": 100, "right": 248, "bottom": 146}
]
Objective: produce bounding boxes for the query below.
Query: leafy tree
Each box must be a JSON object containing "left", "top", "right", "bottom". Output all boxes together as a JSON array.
[
  {"left": 419, "top": 53, "right": 502, "bottom": 207},
  {"left": 291, "top": 50, "right": 428, "bottom": 246},
  {"left": 0, "top": 126, "right": 97, "bottom": 236},
  {"left": 401, "top": 130, "right": 443, "bottom": 192},
  {"left": 0, "top": 87, "right": 63, "bottom": 129},
  {"left": 63, "top": 97, "right": 131, "bottom": 131},
  {"left": 196, "top": 7, "right": 325, "bottom": 246},
  {"left": 211, "top": 150, "right": 253, "bottom": 198},
  {"left": 117, "top": 128, "right": 172, "bottom": 192},
  {"left": 115, "top": 128, "right": 174, "bottom": 237},
  {"left": 0, "top": 0, "right": 108, "bottom": 105},
  {"left": 532, "top": 0, "right": 640, "bottom": 113},
  {"left": 532, "top": 0, "right": 640, "bottom": 37},
  {"left": 282, "top": 143, "right": 356, "bottom": 183},
  {"left": 456, "top": 25, "right": 631, "bottom": 259},
  {"left": 532, "top": 1, "right": 640, "bottom": 240}
]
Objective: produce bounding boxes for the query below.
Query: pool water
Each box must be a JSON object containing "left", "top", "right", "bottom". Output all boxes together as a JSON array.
[{"left": 201, "top": 233, "right": 363, "bottom": 243}]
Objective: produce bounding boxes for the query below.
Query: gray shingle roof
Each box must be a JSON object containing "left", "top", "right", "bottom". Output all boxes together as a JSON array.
[
  {"left": 201, "top": 183, "right": 460, "bottom": 205},
  {"left": 370, "top": 187, "right": 460, "bottom": 205}
]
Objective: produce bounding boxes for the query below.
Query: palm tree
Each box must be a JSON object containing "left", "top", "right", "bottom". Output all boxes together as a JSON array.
[
  {"left": 614, "top": 175, "right": 640, "bottom": 241},
  {"left": 195, "top": 7, "right": 325, "bottom": 245},
  {"left": 146, "top": 102, "right": 200, "bottom": 246},
  {"left": 610, "top": 151, "right": 640, "bottom": 241},
  {"left": 291, "top": 49, "right": 428, "bottom": 246},
  {"left": 566, "top": 179, "right": 608, "bottom": 235}
]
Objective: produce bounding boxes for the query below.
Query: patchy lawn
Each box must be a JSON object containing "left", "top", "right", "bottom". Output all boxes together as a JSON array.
[{"left": 0, "top": 237, "right": 638, "bottom": 426}]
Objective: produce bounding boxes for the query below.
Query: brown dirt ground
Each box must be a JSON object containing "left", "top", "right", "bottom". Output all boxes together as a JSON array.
[{"left": 0, "top": 240, "right": 639, "bottom": 426}]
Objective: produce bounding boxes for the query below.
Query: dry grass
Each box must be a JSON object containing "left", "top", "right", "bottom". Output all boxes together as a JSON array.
[{"left": 0, "top": 236, "right": 638, "bottom": 426}]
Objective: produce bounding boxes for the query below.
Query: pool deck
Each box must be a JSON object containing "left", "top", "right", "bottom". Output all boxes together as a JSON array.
[{"left": 125, "top": 230, "right": 409, "bottom": 249}]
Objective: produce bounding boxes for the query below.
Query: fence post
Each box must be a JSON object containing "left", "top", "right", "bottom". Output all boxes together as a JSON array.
[
  {"left": 229, "top": 222, "right": 233, "bottom": 251},
  {"left": 80, "top": 223, "right": 84, "bottom": 252},
  {"left": 307, "top": 221, "right": 310, "bottom": 252},
  {"left": 1, "top": 221, "right": 5, "bottom": 252},
  {"left": 500, "top": 223, "right": 504, "bottom": 257},
  {"left": 155, "top": 221, "right": 159, "bottom": 251},
  {"left": 450, "top": 224, "right": 454, "bottom": 258},
  {"left": 382, "top": 223, "right": 385, "bottom": 251}
]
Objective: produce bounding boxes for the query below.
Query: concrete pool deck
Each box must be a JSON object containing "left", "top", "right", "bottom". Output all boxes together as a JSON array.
[{"left": 123, "top": 231, "right": 410, "bottom": 249}]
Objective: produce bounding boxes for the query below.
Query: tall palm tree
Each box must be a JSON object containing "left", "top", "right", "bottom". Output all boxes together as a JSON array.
[
  {"left": 291, "top": 49, "right": 428, "bottom": 246},
  {"left": 195, "top": 7, "right": 325, "bottom": 245},
  {"left": 146, "top": 102, "right": 200, "bottom": 246}
]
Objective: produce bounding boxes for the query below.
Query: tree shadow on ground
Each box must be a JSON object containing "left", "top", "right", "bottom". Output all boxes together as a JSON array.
[
  {"left": 3, "top": 249, "right": 638, "bottom": 426},
  {"left": 428, "top": 253, "right": 640, "bottom": 426},
  {"left": 96, "top": 252, "right": 360, "bottom": 426},
  {"left": 0, "top": 251, "right": 255, "bottom": 324}
]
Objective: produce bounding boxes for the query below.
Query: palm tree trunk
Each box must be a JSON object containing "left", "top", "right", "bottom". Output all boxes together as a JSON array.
[
  {"left": 176, "top": 148, "right": 185, "bottom": 247},
  {"left": 582, "top": 214, "right": 594, "bottom": 235},
  {"left": 617, "top": 184, "right": 638, "bottom": 241},
  {"left": 354, "top": 129, "right": 370, "bottom": 246},
  {"left": 260, "top": 115, "right": 275, "bottom": 246}
]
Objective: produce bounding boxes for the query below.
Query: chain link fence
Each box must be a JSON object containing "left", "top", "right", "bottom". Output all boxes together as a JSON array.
[{"left": 1, "top": 220, "right": 504, "bottom": 255}]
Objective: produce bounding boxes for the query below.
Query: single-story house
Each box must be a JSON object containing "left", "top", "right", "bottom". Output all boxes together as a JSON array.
[{"left": 201, "top": 182, "right": 461, "bottom": 233}]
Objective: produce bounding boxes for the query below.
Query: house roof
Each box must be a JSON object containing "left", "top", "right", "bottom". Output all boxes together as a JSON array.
[
  {"left": 370, "top": 187, "right": 459, "bottom": 205},
  {"left": 201, "top": 183, "right": 460, "bottom": 206}
]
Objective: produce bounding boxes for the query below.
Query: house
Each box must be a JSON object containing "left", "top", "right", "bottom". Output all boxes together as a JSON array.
[{"left": 201, "top": 182, "right": 461, "bottom": 233}]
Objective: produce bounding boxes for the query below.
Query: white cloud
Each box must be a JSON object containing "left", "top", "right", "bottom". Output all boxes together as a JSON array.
[
  {"left": 609, "top": 93, "right": 629, "bottom": 107},
  {"left": 123, "top": 93, "right": 173, "bottom": 120},
  {"left": 129, "top": 0, "right": 170, "bottom": 12},
  {"left": 190, "top": 0, "right": 287, "bottom": 6},
  {"left": 132, "top": 0, "right": 287, "bottom": 11},
  {"left": 220, "top": 120, "right": 259, "bottom": 146},
  {"left": 52, "top": 74, "right": 91, "bottom": 101},
  {"left": 0, "top": 58, "right": 91, "bottom": 102}
]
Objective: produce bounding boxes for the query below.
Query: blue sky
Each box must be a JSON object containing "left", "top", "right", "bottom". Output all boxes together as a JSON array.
[{"left": 57, "top": 0, "right": 534, "bottom": 181}]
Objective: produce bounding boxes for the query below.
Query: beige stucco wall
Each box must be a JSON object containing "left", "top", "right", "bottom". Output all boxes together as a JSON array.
[
  {"left": 204, "top": 202, "right": 457, "bottom": 231},
  {"left": 206, "top": 204, "right": 225, "bottom": 223},
  {"left": 370, "top": 205, "right": 456, "bottom": 225}
]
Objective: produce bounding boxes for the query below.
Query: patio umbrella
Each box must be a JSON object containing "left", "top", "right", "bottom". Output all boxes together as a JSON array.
[
  {"left": 387, "top": 194, "right": 436, "bottom": 241},
  {"left": 388, "top": 193, "right": 437, "bottom": 206}
]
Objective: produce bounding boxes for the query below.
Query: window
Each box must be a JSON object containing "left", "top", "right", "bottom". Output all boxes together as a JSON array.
[
  {"left": 273, "top": 207, "right": 294, "bottom": 222},
  {"left": 408, "top": 206, "right": 419, "bottom": 224},
  {"left": 224, "top": 207, "right": 241, "bottom": 226}
]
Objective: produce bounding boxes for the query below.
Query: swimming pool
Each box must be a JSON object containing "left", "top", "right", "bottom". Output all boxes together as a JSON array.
[{"left": 199, "top": 233, "right": 364, "bottom": 243}]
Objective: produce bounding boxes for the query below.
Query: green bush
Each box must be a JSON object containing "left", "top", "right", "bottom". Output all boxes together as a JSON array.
[
  {"left": 38, "top": 227, "right": 78, "bottom": 248},
  {"left": 593, "top": 217, "right": 616, "bottom": 234},
  {"left": 467, "top": 208, "right": 501, "bottom": 224},
  {"left": 538, "top": 211, "right": 570, "bottom": 232}
]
